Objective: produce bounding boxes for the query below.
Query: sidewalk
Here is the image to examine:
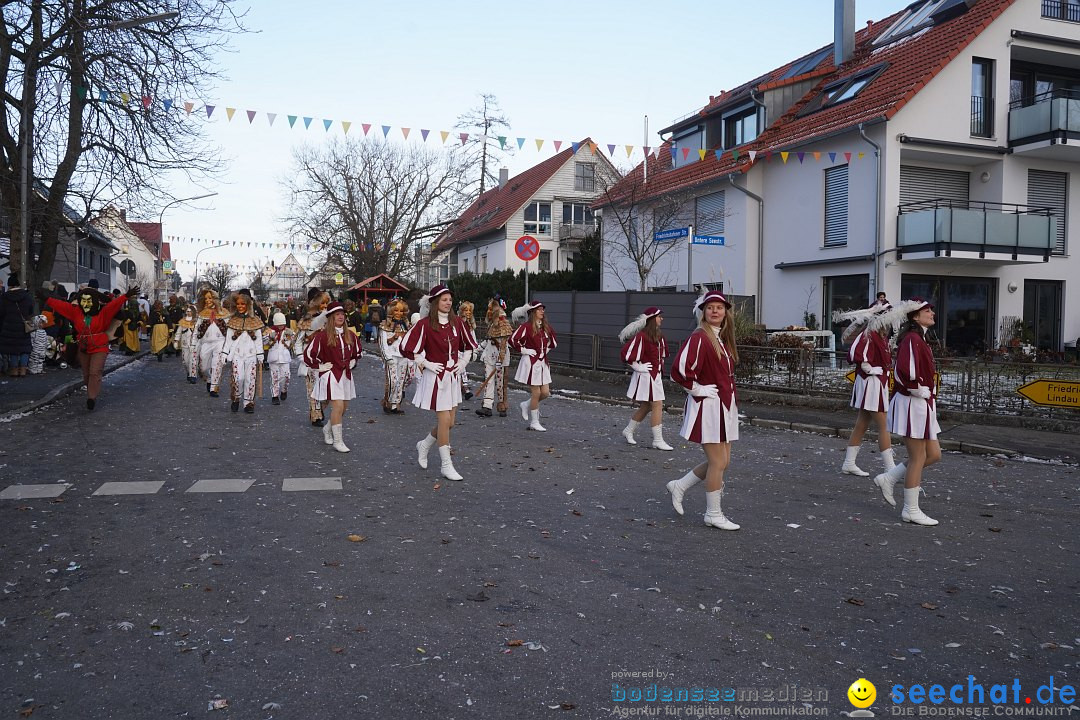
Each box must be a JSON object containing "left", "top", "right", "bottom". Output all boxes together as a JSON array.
[{"left": 0, "top": 350, "right": 147, "bottom": 418}]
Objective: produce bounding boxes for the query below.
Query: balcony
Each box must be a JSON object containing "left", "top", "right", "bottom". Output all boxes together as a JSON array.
[
  {"left": 558, "top": 223, "right": 597, "bottom": 243},
  {"left": 1041, "top": 0, "right": 1080, "bottom": 22},
  {"left": 896, "top": 200, "right": 1055, "bottom": 263},
  {"left": 1009, "top": 89, "right": 1080, "bottom": 157}
]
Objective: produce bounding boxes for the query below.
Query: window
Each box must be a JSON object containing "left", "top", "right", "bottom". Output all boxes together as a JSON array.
[
  {"left": 524, "top": 201, "right": 551, "bottom": 235},
  {"left": 874, "top": 0, "right": 952, "bottom": 45},
  {"left": 88, "top": 250, "right": 95, "bottom": 270},
  {"left": 99, "top": 255, "right": 109, "bottom": 274},
  {"left": 574, "top": 163, "right": 595, "bottom": 192},
  {"left": 481, "top": 254, "right": 487, "bottom": 273},
  {"left": 824, "top": 165, "right": 849, "bottom": 248},
  {"left": 1042, "top": 0, "right": 1080, "bottom": 22},
  {"left": 78, "top": 246, "right": 87, "bottom": 267},
  {"left": 538, "top": 249, "right": 551, "bottom": 272},
  {"left": 696, "top": 191, "right": 725, "bottom": 235},
  {"left": 671, "top": 127, "right": 704, "bottom": 169},
  {"left": 723, "top": 106, "right": 759, "bottom": 148},
  {"left": 1028, "top": 169, "right": 1067, "bottom": 255},
  {"left": 779, "top": 47, "right": 832, "bottom": 81},
  {"left": 562, "top": 203, "right": 595, "bottom": 226},
  {"left": 800, "top": 65, "right": 887, "bottom": 115},
  {"left": 824, "top": 275, "right": 870, "bottom": 347},
  {"left": 971, "top": 58, "right": 994, "bottom": 137}
]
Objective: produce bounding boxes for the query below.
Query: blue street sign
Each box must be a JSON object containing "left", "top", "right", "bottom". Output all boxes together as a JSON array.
[
  {"left": 692, "top": 234, "right": 726, "bottom": 246},
  {"left": 653, "top": 227, "right": 689, "bottom": 242}
]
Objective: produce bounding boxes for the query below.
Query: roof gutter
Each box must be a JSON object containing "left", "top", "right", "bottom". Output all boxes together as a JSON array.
[
  {"left": 858, "top": 122, "right": 883, "bottom": 300},
  {"left": 897, "top": 134, "right": 1010, "bottom": 154},
  {"left": 726, "top": 173, "right": 764, "bottom": 325}
]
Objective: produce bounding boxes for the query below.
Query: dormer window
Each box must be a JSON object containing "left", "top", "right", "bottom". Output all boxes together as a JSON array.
[
  {"left": 874, "top": 0, "right": 970, "bottom": 46},
  {"left": 799, "top": 64, "right": 887, "bottom": 116}
]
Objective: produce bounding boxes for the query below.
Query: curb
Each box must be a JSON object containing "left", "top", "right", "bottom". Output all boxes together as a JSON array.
[{"left": 0, "top": 351, "right": 148, "bottom": 421}]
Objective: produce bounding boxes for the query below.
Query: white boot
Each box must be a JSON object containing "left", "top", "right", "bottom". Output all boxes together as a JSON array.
[
  {"left": 438, "top": 445, "right": 463, "bottom": 481},
  {"left": 665, "top": 469, "right": 702, "bottom": 516},
  {"left": 703, "top": 489, "right": 740, "bottom": 530},
  {"left": 872, "top": 463, "right": 906, "bottom": 507},
  {"left": 842, "top": 445, "right": 869, "bottom": 476},
  {"left": 622, "top": 418, "right": 639, "bottom": 445},
  {"left": 323, "top": 422, "right": 334, "bottom": 446},
  {"left": 881, "top": 447, "right": 897, "bottom": 471},
  {"left": 528, "top": 409, "right": 546, "bottom": 432},
  {"left": 651, "top": 424, "right": 673, "bottom": 451},
  {"left": 902, "top": 487, "right": 938, "bottom": 526},
  {"left": 331, "top": 424, "right": 350, "bottom": 453},
  {"left": 520, "top": 399, "right": 530, "bottom": 421},
  {"left": 416, "top": 433, "right": 436, "bottom": 469}
]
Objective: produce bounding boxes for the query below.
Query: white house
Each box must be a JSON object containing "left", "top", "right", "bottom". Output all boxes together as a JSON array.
[
  {"left": 599, "top": 0, "right": 1080, "bottom": 355},
  {"left": 429, "top": 140, "right": 617, "bottom": 284},
  {"left": 259, "top": 253, "right": 308, "bottom": 302},
  {"left": 92, "top": 206, "right": 158, "bottom": 297}
]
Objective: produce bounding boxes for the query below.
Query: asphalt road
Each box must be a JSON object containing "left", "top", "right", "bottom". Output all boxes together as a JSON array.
[{"left": 0, "top": 354, "right": 1077, "bottom": 719}]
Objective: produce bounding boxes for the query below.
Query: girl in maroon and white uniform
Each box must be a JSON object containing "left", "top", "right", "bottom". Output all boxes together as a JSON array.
[
  {"left": 399, "top": 285, "right": 479, "bottom": 481},
  {"left": 618, "top": 306, "right": 672, "bottom": 451},
  {"left": 833, "top": 304, "right": 896, "bottom": 477},
  {"left": 872, "top": 298, "right": 941, "bottom": 526},
  {"left": 510, "top": 301, "right": 557, "bottom": 432},
  {"left": 667, "top": 291, "right": 741, "bottom": 531},
  {"left": 303, "top": 302, "right": 362, "bottom": 453}
]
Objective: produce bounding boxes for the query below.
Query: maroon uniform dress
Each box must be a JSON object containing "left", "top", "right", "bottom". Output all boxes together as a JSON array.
[
  {"left": 887, "top": 329, "right": 940, "bottom": 439},
  {"left": 847, "top": 329, "right": 891, "bottom": 412},
  {"left": 510, "top": 323, "right": 557, "bottom": 386},
  {"left": 670, "top": 328, "right": 739, "bottom": 443},
  {"left": 399, "top": 316, "right": 479, "bottom": 411},
  {"left": 621, "top": 331, "right": 667, "bottom": 401}
]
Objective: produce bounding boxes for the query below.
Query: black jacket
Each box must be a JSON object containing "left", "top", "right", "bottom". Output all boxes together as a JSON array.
[{"left": 0, "top": 288, "right": 34, "bottom": 355}]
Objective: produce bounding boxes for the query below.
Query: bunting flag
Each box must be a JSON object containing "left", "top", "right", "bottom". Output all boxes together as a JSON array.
[
  {"left": 205, "top": 105, "right": 215, "bottom": 118},
  {"left": 683, "top": 148, "right": 691, "bottom": 161},
  {"left": 246, "top": 110, "right": 256, "bottom": 123},
  {"left": 184, "top": 101, "right": 194, "bottom": 114},
  {"left": 643, "top": 146, "right": 650, "bottom": 156},
  {"left": 797, "top": 152, "right": 805, "bottom": 163},
  {"left": 341, "top": 120, "right": 351, "bottom": 134},
  {"left": 572, "top": 141, "right": 580, "bottom": 154},
  {"left": 844, "top": 152, "right": 852, "bottom": 163},
  {"left": 142, "top": 96, "right": 152, "bottom": 109},
  {"left": 858, "top": 152, "right": 865, "bottom": 160},
  {"left": 829, "top": 152, "right": 837, "bottom": 163},
  {"left": 382, "top": 125, "right": 391, "bottom": 138},
  {"left": 266, "top": 112, "right": 276, "bottom": 126},
  {"left": 97, "top": 89, "right": 108, "bottom": 101},
  {"left": 533, "top": 139, "right": 542, "bottom": 151},
  {"left": 714, "top": 150, "right": 723, "bottom": 161},
  {"left": 625, "top": 145, "right": 633, "bottom": 158},
  {"left": 303, "top": 117, "right": 313, "bottom": 129},
  {"left": 498, "top": 135, "right": 506, "bottom": 149},
  {"left": 554, "top": 140, "right": 563, "bottom": 152},
  {"left": 440, "top": 130, "right": 449, "bottom": 144},
  {"left": 287, "top": 115, "right": 297, "bottom": 128},
  {"left": 517, "top": 137, "right": 525, "bottom": 150},
  {"left": 697, "top": 149, "right": 706, "bottom": 161},
  {"left": 163, "top": 99, "right": 173, "bottom": 112},
  {"left": 120, "top": 92, "right": 129, "bottom": 104},
  {"left": 225, "top": 107, "right": 236, "bottom": 121},
  {"left": 732, "top": 150, "right": 740, "bottom": 161},
  {"left": 323, "top": 119, "right": 332, "bottom": 131},
  {"left": 363, "top": 123, "right": 372, "bottom": 135},
  {"left": 401, "top": 127, "right": 410, "bottom": 139},
  {"left": 812, "top": 151, "right": 821, "bottom": 161},
  {"left": 748, "top": 150, "right": 757, "bottom": 162},
  {"left": 781, "top": 151, "right": 790, "bottom": 164},
  {"left": 422, "top": 129, "right": 430, "bottom": 142},
  {"left": 460, "top": 133, "right": 469, "bottom": 146}
]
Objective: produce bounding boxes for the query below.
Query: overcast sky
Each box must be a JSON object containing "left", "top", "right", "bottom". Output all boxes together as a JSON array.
[{"left": 152, "top": 0, "right": 902, "bottom": 281}]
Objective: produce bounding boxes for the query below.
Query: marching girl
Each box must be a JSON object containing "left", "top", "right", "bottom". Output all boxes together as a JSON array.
[
  {"left": 398, "top": 284, "right": 479, "bottom": 481},
  {"left": 293, "top": 289, "right": 330, "bottom": 427},
  {"left": 510, "top": 301, "right": 557, "bottom": 432},
  {"left": 303, "top": 302, "right": 362, "bottom": 452},
  {"left": 833, "top": 304, "right": 896, "bottom": 477},
  {"left": 266, "top": 312, "right": 295, "bottom": 406},
  {"left": 872, "top": 298, "right": 941, "bottom": 526},
  {"left": 668, "top": 291, "right": 741, "bottom": 531},
  {"left": 619, "top": 306, "right": 672, "bottom": 450}
]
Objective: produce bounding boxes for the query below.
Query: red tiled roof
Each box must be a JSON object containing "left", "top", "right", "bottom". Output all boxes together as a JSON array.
[
  {"left": 128, "top": 222, "right": 163, "bottom": 257},
  {"left": 603, "top": 0, "right": 1015, "bottom": 205},
  {"left": 432, "top": 140, "right": 594, "bottom": 252},
  {"left": 345, "top": 273, "right": 409, "bottom": 292},
  {"left": 160, "top": 242, "right": 171, "bottom": 262}
]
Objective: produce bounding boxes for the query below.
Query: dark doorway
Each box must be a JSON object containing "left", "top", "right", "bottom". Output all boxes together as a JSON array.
[
  {"left": 1023, "top": 280, "right": 1063, "bottom": 351},
  {"left": 901, "top": 275, "right": 996, "bottom": 356}
]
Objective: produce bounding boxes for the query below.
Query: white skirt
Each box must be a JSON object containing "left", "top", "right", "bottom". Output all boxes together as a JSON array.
[
  {"left": 679, "top": 395, "right": 739, "bottom": 444},
  {"left": 626, "top": 371, "right": 665, "bottom": 402},
  {"left": 411, "top": 367, "right": 462, "bottom": 411},
  {"left": 311, "top": 371, "right": 356, "bottom": 402},
  {"left": 887, "top": 393, "right": 940, "bottom": 440},
  {"left": 850, "top": 375, "right": 888, "bottom": 413},
  {"left": 514, "top": 356, "right": 551, "bottom": 386}
]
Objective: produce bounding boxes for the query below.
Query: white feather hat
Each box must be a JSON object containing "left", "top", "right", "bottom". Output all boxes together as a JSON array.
[
  {"left": 418, "top": 284, "right": 452, "bottom": 318},
  {"left": 868, "top": 297, "right": 934, "bottom": 346},
  {"left": 831, "top": 305, "right": 890, "bottom": 344},
  {"left": 619, "top": 307, "right": 663, "bottom": 342},
  {"left": 511, "top": 300, "right": 544, "bottom": 324},
  {"left": 692, "top": 290, "right": 732, "bottom": 322}
]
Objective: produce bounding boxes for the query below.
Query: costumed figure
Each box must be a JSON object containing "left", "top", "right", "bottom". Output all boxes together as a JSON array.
[
  {"left": 457, "top": 300, "right": 476, "bottom": 400},
  {"left": 191, "top": 288, "right": 230, "bottom": 391},
  {"left": 618, "top": 307, "right": 672, "bottom": 450},
  {"left": 398, "top": 284, "right": 479, "bottom": 481},
  {"left": 475, "top": 299, "right": 513, "bottom": 418},
  {"left": 44, "top": 286, "right": 137, "bottom": 410},
  {"left": 378, "top": 298, "right": 413, "bottom": 414},
  {"left": 219, "top": 292, "right": 266, "bottom": 413},
  {"left": 118, "top": 297, "right": 144, "bottom": 354},
  {"left": 27, "top": 315, "right": 50, "bottom": 375},
  {"left": 667, "top": 291, "right": 742, "bottom": 530},
  {"left": 292, "top": 289, "right": 330, "bottom": 426},
  {"left": 510, "top": 301, "right": 557, "bottom": 432},
  {"left": 303, "top": 302, "right": 362, "bottom": 452},
  {"left": 833, "top": 303, "right": 896, "bottom": 477},
  {"left": 872, "top": 298, "right": 942, "bottom": 526},
  {"left": 148, "top": 300, "right": 171, "bottom": 361},
  {"left": 266, "top": 312, "right": 296, "bottom": 405},
  {"left": 173, "top": 306, "right": 197, "bottom": 372}
]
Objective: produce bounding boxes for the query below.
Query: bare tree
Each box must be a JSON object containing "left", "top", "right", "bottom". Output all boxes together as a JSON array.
[
  {"left": 201, "top": 264, "right": 236, "bottom": 299},
  {"left": 1, "top": 0, "right": 246, "bottom": 292},
  {"left": 454, "top": 93, "right": 513, "bottom": 198},
  {"left": 281, "top": 138, "right": 472, "bottom": 286}
]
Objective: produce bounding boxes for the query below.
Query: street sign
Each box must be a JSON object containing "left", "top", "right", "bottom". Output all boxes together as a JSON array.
[
  {"left": 515, "top": 235, "right": 540, "bottom": 262},
  {"left": 692, "top": 234, "right": 725, "bottom": 246},
  {"left": 653, "top": 227, "right": 689, "bottom": 242},
  {"left": 334, "top": 272, "right": 344, "bottom": 286},
  {"left": 162, "top": 260, "right": 173, "bottom": 270},
  {"left": 1017, "top": 379, "right": 1080, "bottom": 409}
]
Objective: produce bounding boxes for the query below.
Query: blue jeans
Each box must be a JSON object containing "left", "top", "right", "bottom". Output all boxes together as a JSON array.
[{"left": 7, "top": 353, "right": 29, "bottom": 369}]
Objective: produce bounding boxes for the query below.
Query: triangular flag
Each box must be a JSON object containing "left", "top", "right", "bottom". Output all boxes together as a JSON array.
[
  {"left": 858, "top": 152, "right": 865, "bottom": 160},
  {"left": 763, "top": 150, "right": 772, "bottom": 161},
  {"left": 844, "top": 152, "right": 852, "bottom": 163},
  {"left": 381, "top": 125, "right": 391, "bottom": 138},
  {"left": 828, "top": 152, "right": 837, "bottom": 163},
  {"left": 342, "top": 120, "right": 351, "bottom": 134},
  {"left": 780, "top": 151, "right": 790, "bottom": 164},
  {"left": 643, "top": 146, "right": 650, "bottom": 156},
  {"left": 401, "top": 127, "right": 410, "bottom": 139},
  {"left": 748, "top": 150, "right": 758, "bottom": 162},
  {"left": 516, "top": 137, "right": 525, "bottom": 149},
  {"left": 797, "top": 152, "right": 805, "bottom": 163},
  {"left": 266, "top": 112, "right": 276, "bottom": 126},
  {"left": 97, "top": 89, "right": 108, "bottom": 101},
  {"left": 683, "top": 148, "right": 691, "bottom": 160},
  {"left": 120, "top": 91, "right": 129, "bottom": 103},
  {"left": 225, "top": 107, "right": 236, "bottom": 121},
  {"left": 460, "top": 133, "right": 469, "bottom": 145},
  {"left": 554, "top": 140, "right": 563, "bottom": 152},
  {"left": 813, "top": 151, "right": 821, "bottom": 161},
  {"left": 205, "top": 105, "right": 216, "bottom": 118},
  {"left": 440, "top": 130, "right": 449, "bottom": 144},
  {"left": 142, "top": 96, "right": 152, "bottom": 109},
  {"left": 607, "top": 144, "right": 616, "bottom": 156},
  {"left": 498, "top": 135, "right": 506, "bottom": 149},
  {"left": 163, "top": 99, "right": 173, "bottom": 112},
  {"left": 246, "top": 110, "right": 256, "bottom": 123},
  {"left": 734, "top": 150, "right": 743, "bottom": 162},
  {"left": 184, "top": 101, "right": 194, "bottom": 114},
  {"left": 303, "top": 117, "right": 313, "bottom": 129},
  {"left": 535, "top": 139, "right": 544, "bottom": 151},
  {"left": 625, "top": 145, "right": 634, "bottom": 158},
  {"left": 698, "top": 149, "right": 707, "bottom": 161},
  {"left": 714, "top": 150, "right": 724, "bottom": 161},
  {"left": 572, "top": 141, "right": 580, "bottom": 154},
  {"left": 589, "top": 141, "right": 598, "bottom": 154},
  {"left": 323, "top": 119, "right": 332, "bottom": 131},
  {"left": 421, "top": 129, "right": 430, "bottom": 141},
  {"left": 288, "top": 115, "right": 297, "bottom": 128}
]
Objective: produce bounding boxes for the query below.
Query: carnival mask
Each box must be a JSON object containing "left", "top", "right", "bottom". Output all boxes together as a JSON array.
[
  {"left": 235, "top": 296, "right": 249, "bottom": 314},
  {"left": 79, "top": 294, "right": 95, "bottom": 313}
]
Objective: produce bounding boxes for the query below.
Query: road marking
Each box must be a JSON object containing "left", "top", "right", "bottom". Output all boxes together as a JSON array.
[
  {"left": 92, "top": 481, "right": 165, "bottom": 496},
  {"left": 0, "top": 484, "right": 71, "bottom": 500},
  {"left": 187, "top": 478, "right": 256, "bottom": 493},
  {"left": 283, "top": 477, "right": 342, "bottom": 492}
]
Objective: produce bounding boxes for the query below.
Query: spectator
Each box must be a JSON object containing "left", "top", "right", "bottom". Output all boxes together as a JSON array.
[
  {"left": 344, "top": 300, "right": 363, "bottom": 335},
  {"left": 0, "top": 273, "right": 34, "bottom": 377}
]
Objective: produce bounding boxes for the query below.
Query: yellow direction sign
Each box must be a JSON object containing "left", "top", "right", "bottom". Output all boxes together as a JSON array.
[
  {"left": 1016, "top": 379, "right": 1080, "bottom": 409},
  {"left": 845, "top": 370, "right": 856, "bottom": 384}
]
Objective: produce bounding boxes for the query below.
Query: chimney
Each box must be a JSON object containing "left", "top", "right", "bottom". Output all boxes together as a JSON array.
[
  {"left": 498, "top": 168, "right": 509, "bottom": 190},
  {"left": 119, "top": 208, "right": 127, "bottom": 222},
  {"left": 834, "top": 0, "right": 855, "bottom": 67}
]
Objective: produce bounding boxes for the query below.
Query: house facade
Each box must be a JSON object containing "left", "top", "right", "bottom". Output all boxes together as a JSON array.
[
  {"left": 92, "top": 207, "right": 159, "bottom": 298},
  {"left": 259, "top": 253, "right": 308, "bottom": 302},
  {"left": 599, "top": 0, "right": 1080, "bottom": 355},
  {"left": 429, "top": 141, "right": 616, "bottom": 285}
]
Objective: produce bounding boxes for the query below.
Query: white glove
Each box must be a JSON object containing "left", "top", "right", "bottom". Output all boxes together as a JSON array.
[
  {"left": 691, "top": 381, "right": 719, "bottom": 399},
  {"left": 459, "top": 350, "right": 472, "bottom": 367},
  {"left": 910, "top": 385, "right": 932, "bottom": 399},
  {"left": 859, "top": 362, "right": 873, "bottom": 374},
  {"left": 520, "top": 348, "right": 537, "bottom": 357},
  {"left": 422, "top": 360, "right": 445, "bottom": 374},
  {"left": 348, "top": 359, "right": 356, "bottom": 369},
  {"left": 630, "top": 362, "right": 653, "bottom": 373},
  {"left": 318, "top": 362, "right": 332, "bottom": 373}
]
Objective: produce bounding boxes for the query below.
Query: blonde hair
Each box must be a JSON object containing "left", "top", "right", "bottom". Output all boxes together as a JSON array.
[
  {"left": 324, "top": 314, "right": 357, "bottom": 350},
  {"left": 530, "top": 309, "right": 551, "bottom": 337},
  {"left": 427, "top": 293, "right": 457, "bottom": 326},
  {"left": 698, "top": 307, "right": 738, "bottom": 365}
]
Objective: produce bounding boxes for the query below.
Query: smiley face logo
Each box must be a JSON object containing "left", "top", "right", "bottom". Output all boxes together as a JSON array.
[{"left": 848, "top": 678, "right": 877, "bottom": 709}]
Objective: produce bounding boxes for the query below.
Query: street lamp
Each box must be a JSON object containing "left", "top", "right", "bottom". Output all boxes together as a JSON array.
[
  {"left": 158, "top": 192, "right": 217, "bottom": 301},
  {"left": 193, "top": 243, "right": 229, "bottom": 297}
]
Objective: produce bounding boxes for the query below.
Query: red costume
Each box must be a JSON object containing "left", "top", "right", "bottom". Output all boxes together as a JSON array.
[
  {"left": 621, "top": 331, "right": 667, "bottom": 401},
  {"left": 47, "top": 294, "right": 128, "bottom": 355},
  {"left": 887, "top": 329, "right": 940, "bottom": 439},
  {"left": 510, "top": 322, "right": 557, "bottom": 386},
  {"left": 847, "top": 329, "right": 891, "bottom": 412},
  {"left": 670, "top": 328, "right": 738, "bottom": 443},
  {"left": 399, "top": 316, "right": 478, "bottom": 411}
]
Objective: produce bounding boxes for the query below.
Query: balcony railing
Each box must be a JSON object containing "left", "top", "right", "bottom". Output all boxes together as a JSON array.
[
  {"left": 896, "top": 200, "right": 1055, "bottom": 261},
  {"left": 1042, "top": 0, "right": 1080, "bottom": 22},
  {"left": 558, "top": 223, "right": 598, "bottom": 241},
  {"left": 971, "top": 95, "right": 993, "bottom": 137},
  {"left": 1008, "top": 88, "right": 1080, "bottom": 145}
]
